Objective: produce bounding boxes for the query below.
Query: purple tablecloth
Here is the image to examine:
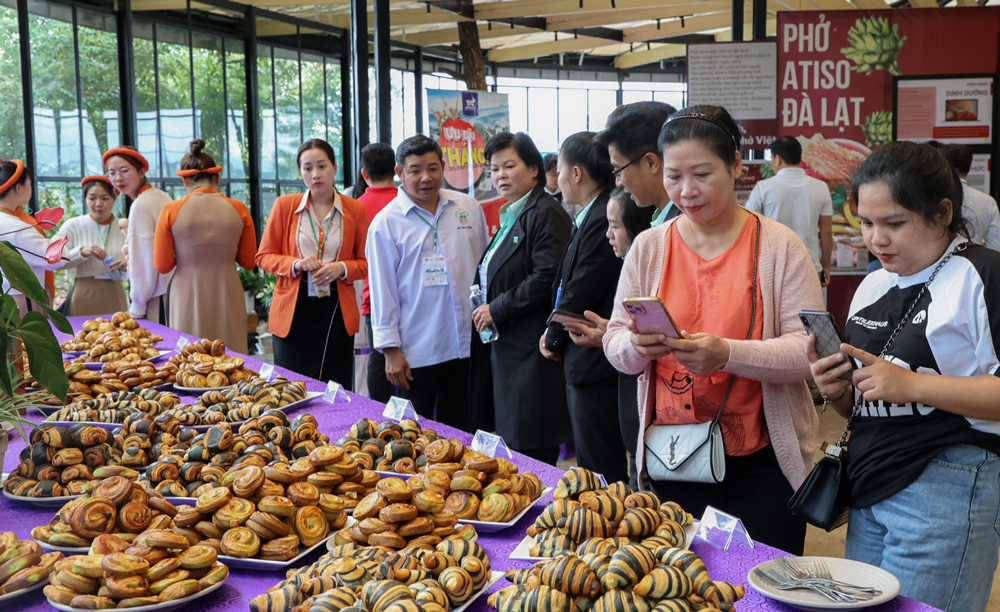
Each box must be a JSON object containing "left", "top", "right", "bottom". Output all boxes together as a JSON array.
[{"left": 0, "top": 317, "right": 938, "bottom": 612}]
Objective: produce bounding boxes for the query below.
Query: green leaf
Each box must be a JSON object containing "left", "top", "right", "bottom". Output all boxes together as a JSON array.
[
  {"left": 16, "top": 311, "right": 68, "bottom": 401},
  {"left": 0, "top": 241, "right": 46, "bottom": 304},
  {"left": 0, "top": 319, "right": 11, "bottom": 398},
  {"left": 46, "top": 307, "right": 72, "bottom": 334}
]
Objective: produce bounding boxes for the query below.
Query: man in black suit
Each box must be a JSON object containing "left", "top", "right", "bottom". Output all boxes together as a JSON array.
[{"left": 540, "top": 132, "right": 628, "bottom": 483}]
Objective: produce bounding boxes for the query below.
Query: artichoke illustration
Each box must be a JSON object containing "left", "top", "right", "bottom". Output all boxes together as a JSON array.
[
  {"left": 760, "top": 163, "right": 774, "bottom": 179},
  {"left": 862, "top": 111, "right": 893, "bottom": 148},
  {"left": 841, "top": 17, "right": 906, "bottom": 76}
]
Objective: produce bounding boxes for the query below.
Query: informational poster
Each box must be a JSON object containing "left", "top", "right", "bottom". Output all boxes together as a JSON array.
[
  {"left": 968, "top": 154, "right": 992, "bottom": 193},
  {"left": 736, "top": 161, "right": 769, "bottom": 206},
  {"left": 778, "top": 8, "right": 1000, "bottom": 233},
  {"left": 427, "top": 90, "right": 510, "bottom": 235},
  {"left": 896, "top": 76, "right": 994, "bottom": 144},
  {"left": 687, "top": 42, "right": 779, "bottom": 150}
]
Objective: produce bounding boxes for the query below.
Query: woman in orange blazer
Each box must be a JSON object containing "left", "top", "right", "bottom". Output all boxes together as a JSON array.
[{"left": 256, "top": 139, "right": 369, "bottom": 388}]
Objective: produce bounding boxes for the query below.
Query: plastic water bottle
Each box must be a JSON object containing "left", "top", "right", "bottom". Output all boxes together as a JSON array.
[{"left": 470, "top": 285, "right": 499, "bottom": 344}]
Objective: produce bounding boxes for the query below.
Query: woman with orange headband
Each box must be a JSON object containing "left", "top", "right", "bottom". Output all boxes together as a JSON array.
[
  {"left": 54, "top": 176, "right": 127, "bottom": 315},
  {"left": 154, "top": 139, "right": 257, "bottom": 354},
  {"left": 0, "top": 159, "right": 64, "bottom": 313},
  {"left": 103, "top": 145, "right": 172, "bottom": 323}
]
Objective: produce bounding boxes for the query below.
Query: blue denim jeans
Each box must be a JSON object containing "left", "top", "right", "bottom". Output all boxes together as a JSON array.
[{"left": 845, "top": 444, "right": 1000, "bottom": 612}]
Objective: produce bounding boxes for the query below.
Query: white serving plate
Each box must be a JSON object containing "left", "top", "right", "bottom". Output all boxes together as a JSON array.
[
  {"left": 81, "top": 350, "right": 174, "bottom": 370},
  {"left": 1, "top": 489, "right": 83, "bottom": 508},
  {"left": 748, "top": 556, "right": 899, "bottom": 611},
  {"left": 456, "top": 487, "right": 552, "bottom": 533},
  {"left": 47, "top": 572, "right": 228, "bottom": 612},
  {"left": 510, "top": 521, "right": 698, "bottom": 562},
  {"left": 37, "top": 539, "right": 90, "bottom": 554},
  {"left": 171, "top": 384, "right": 234, "bottom": 393},
  {"left": 218, "top": 533, "right": 334, "bottom": 570},
  {"left": 374, "top": 470, "right": 416, "bottom": 479},
  {"left": 0, "top": 575, "right": 49, "bottom": 602}
]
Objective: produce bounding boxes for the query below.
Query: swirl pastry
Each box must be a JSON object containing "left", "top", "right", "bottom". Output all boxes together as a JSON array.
[
  {"left": 213, "top": 497, "right": 256, "bottom": 529},
  {"left": 438, "top": 566, "right": 474, "bottom": 606},
  {"left": 159, "top": 578, "right": 202, "bottom": 602},
  {"left": 376, "top": 478, "right": 412, "bottom": 502},
  {"left": 105, "top": 574, "right": 149, "bottom": 599},
  {"left": 444, "top": 492, "right": 479, "bottom": 520},
  {"left": 198, "top": 564, "right": 230, "bottom": 589},
  {"left": 71, "top": 497, "right": 117, "bottom": 539},
  {"left": 68, "top": 594, "right": 117, "bottom": 609},
  {"left": 101, "top": 553, "right": 149, "bottom": 577},
  {"left": 293, "top": 505, "right": 330, "bottom": 546},
  {"left": 246, "top": 510, "right": 290, "bottom": 539},
  {"left": 232, "top": 465, "right": 265, "bottom": 498},
  {"left": 286, "top": 481, "right": 320, "bottom": 506},
  {"left": 257, "top": 495, "right": 295, "bottom": 517},
  {"left": 176, "top": 545, "right": 217, "bottom": 570},
  {"left": 118, "top": 502, "right": 153, "bottom": 533},
  {"left": 91, "top": 477, "right": 133, "bottom": 506},
  {"left": 259, "top": 534, "right": 299, "bottom": 560},
  {"left": 307, "top": 471, "right": 345, "bottom": 489},
  {"left": 421, "top": 471, "right": 451, "bottom": 496},
  {"left": 220, "top": 526, "right": 261, "bottom": 558},
  {"left": 309, "top": 445, "right": 345, "bottom": 466},
  {"left": 195, "top": 486, "right": 232, "bottom": 513}
]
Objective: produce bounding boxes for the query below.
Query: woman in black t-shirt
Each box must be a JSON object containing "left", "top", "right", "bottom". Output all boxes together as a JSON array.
[{"left": 809, "top": 141, "right": 1000, "bottom": 612}]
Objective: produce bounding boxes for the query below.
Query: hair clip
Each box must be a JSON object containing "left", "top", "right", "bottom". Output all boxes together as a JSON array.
[{"left": 664, "top": 112, "right": 740, "bottom": 150}]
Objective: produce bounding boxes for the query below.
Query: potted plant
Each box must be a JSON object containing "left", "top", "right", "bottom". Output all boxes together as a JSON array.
[
  {"left": 238, "top": 268, "right": 277, "bottom": 315},
  {"left": 0, "top": 208, "right": 72, "bottom": 467}
]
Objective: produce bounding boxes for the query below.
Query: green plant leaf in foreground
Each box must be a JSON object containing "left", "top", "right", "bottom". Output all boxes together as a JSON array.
[
  {"left": 0, "top": 241, "right": 47, "bottom": 304},
  {"left": 17, "top": 311, "right": 68, "bottom": 401},
  {"left": 0, "top": 320, "right": 12, "bottom": 398},
  {"left": 47, "top": 307, "right": 73, "bottom": 334}
]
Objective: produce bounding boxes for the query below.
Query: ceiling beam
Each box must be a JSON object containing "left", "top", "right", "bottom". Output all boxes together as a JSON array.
[
  {"left": 487, "top": 36, "right": 606, "bottom": 62},
  {"left": 475, "top": 0, "right": 721, "bottom": 21},
  {"left": 622, "top": 10, "right": 749, "bottom": 43},
  {"left": 907, "top": 0, "right": 938, "bottom": 6},
  {"left": 955, "top": 0, "right": 976, "bottom": 5},
  {"left": 613, "top": 43, "right": 685, "bottom": 69},
  {"left": 848, "top": 0, "right": 887, "bottom": 7},
  {"left": 323, "top": 7, "right": 471, "bottom": 27},
  {"left": 544, "top": 3, "right": 726, "bottom": 30},
  {"left": 399, "top": 23, "right": 536, "bottom": 45},
  {"left": 805, "top": 0, "right": 855, "bottom": 8}
]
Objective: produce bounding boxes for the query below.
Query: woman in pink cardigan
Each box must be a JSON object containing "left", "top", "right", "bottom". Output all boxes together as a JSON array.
[{"left": 603, "top": 105, "right": 824, "bottom": 554}]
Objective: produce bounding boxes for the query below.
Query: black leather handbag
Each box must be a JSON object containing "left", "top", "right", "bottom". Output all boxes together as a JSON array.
[{"left": 788, "top": 442, "right": 849, "bottom": 531}]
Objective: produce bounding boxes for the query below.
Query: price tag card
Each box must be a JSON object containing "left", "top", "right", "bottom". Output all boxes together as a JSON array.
[
  {"left": 174, "top": 337, "right": 189, "bottom": 352},
  {"left": 323, "top": 381, "right": 352, "bottom": 403},
  {"left": 471, "top": 430, "right": 513, "bottom": 458},
  {"left": 695, "top": 505, "right": 754, "bottom": 551},
  {"left": 383, "top": 397, "right": 419, "bottom": 422},
  {"left": 258, "top": 363, "right": 275, "bottom": 382}
]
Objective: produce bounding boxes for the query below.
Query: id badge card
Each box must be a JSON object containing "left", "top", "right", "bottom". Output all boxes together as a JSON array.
[
  {"left": 307, "top": 272, "right": 331, "bottom": 298},
  {"left": 422, "top": 253, "right": 448, "bottom": 286}
]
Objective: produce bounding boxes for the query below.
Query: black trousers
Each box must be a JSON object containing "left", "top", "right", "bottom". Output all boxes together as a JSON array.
[
  {"left": 618, "top": 371, "right": 641, "bottom": 490},
  {"left": 643, "top": 444, "right": 807, "bottom": 555},
  {"left": 398, "top": 358, "right": 470, "bottom": 433},
  {"left": 272, "top": 281, "right": 354, "bottom": 390},
  {"left": 519, "top": 445, "right": 562, "bottom": 466},
  {"left": 568, "top": 377, "right": 629, "bottom": 484},
  {"left": 365, "top": 315, "right": 393, "bottom": 403}
]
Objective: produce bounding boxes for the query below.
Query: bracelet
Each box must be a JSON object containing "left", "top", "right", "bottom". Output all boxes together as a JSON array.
[{"left": 819, "top": 387, "right": 849, "bottom": 414}]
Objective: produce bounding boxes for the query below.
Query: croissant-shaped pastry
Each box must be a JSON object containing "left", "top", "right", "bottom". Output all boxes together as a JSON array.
[
  {"left": 360, "top": 579, "right": 413, "bottom": 612},
  {"left": 632, "top": 566, "right": 693, "bottom": 599},
  {"left": 702, "top": 581, "right": 744, "bottom": 607},
  {"left": 577, "top": 538, "right": 616, "bottom": 556},
  {"left": 505, "top": 568, "right": 540, "bottom": 588},
  {"left": 658, "top": 502, "right": 692, "bottom": 526},
  {"left": 623, "top": 492, "right": 659, "bottom": 510},
  {"left": 574, "top": 595, "right": 594, "bottom": 612},
  {"left": 593, "top": 589, "right": 652, "bottom": 612},
  {"left": 438, "top": 566, "right": 474, "bottom": 606},
  {"left": 460, "top": 555, "right": 490, "bottom": 592},
  {"left": 579, "top": 553, "right": 610, "bottom": 583},
  {"left": 520, "top": 584, "right": 574, "bottom": 612},
  {"left": 488, "top": 585, "right": 528, "bottom": 612},
  {"left": 651, "top": 599, "right": 693, "bottom": 612},
  {"left": 539, "top": 554, "right": 602, "bottom": 597},
  {"left": 299, "top": 576, "right": 339, "bottom": 598},
  {"left": 558, "top": 507, "right": 615, "bottom": 541},
  {"left": 528, "top": 500, "right": 581, "bottom": 536},
  {"left": 655, "top": 547, "right": 700, "bottom": 572},
  {"left": 250, "top": 584, "right": 302, "bottom": 612},
  {"left": 410, "top": 578, "right": 450, "bottom": 609},
  {"left": 616, "top": 508, "right": 661, "bottom": 538},
  {"left": 601, "top": 544, "right": 657, "bottom": 591},
  {"left": 652, "top": 520, "right": 686, "bottom": 548},
  {"left": 435, "top": 539, "right": 489, "bottom": 567},
  {"left": 310, "top": 587, "right": 358, "bottom": 612},
  {"left": 578, "top": 491, "right": 625, "bottom": 524},
  {"left": 529, "top": 530, "right": 576, "bottom": 558},
  {"left": 554, "top": 468, "right": 603, "bottom": 500}
]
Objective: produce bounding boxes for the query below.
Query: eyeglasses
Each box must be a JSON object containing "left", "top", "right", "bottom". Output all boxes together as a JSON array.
[{"left": 612, "top": 151, "right": 655, "bottom": 177}]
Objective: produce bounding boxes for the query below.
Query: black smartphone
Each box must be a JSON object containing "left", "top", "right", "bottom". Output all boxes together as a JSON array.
[{"left": 799, "top": 310, "right": 854, "bottom": 382}]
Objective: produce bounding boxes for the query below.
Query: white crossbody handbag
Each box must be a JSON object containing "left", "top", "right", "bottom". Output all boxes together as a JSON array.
[{"left": 643, "top": 215, "right": 761, "bottom": 484}]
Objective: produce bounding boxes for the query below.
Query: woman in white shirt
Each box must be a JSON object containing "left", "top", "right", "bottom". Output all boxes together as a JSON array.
[
  {"left": 56, "top": 176, "right": 128, "bottom": 316},
  {"left": 103, "top": 147, "right": 172, "bottom": 323},
  {"left": 0, "top": 159, "right": 64, "bottom": 313}
]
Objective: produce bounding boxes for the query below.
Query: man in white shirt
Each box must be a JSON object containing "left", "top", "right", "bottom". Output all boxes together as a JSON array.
[
  {"left": 746, "top": 136, "right": 833, "bottom": 285},
  {"left": 939, "top": 144, "right": 1000, "bottom": 251},
  {"left": 366, "top": 135, "right": 490, "bottom": 429}
]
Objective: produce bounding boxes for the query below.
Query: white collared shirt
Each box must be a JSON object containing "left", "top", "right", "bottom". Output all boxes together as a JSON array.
[
  {"left": 295, "top": 191, "right": 344, "bottom": 264},
  {"left": 366, "top": 188, "right": 490, "bottom": 369},
  {"left": 961, "top": 180, "right": 1000, "bottom": 251},
  {"left": 745, "top": 167, "right": 833, "bottom": 273}
]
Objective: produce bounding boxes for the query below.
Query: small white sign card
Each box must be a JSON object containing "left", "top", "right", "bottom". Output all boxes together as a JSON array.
[
  {"left": 595, "top": 472, "right": 609, "bottom": 487},
  {"left": 695, "top": 505, "right": 755, "bottom": 550},
  {"left": 323, "top": 381, "right": 351, "bottom": 403},
  {"left": 383, "top": 396, "right": 419, "bottom": 422},
  {"left": 259, "top": 362, "right": 275, "bottom": 382},
  {"left": 471, "top": 430, "right": 513, "bottom": 458},
  {"left": 174, "top": 336, "right": 189, "bottom": 352}
]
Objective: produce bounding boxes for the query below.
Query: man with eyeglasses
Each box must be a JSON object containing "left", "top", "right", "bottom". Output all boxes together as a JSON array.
[{"left": 595, "top": 101, "right": 679, "bottom": 227}]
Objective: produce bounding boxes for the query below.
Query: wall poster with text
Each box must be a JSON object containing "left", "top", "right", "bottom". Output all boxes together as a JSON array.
[{"left": 427, "top": 90, "right": 510, "bottom": 236}]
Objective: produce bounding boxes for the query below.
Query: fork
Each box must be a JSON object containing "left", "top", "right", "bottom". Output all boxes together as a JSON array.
[
  {"left": 811, "top": 559, "right": 883, "bottom": 595},
  {"left": 776, "top": 557, "right": 879, "bottom": 598},
  {"left": 754, "top": 568, "right": 860, "bottom": 603}
]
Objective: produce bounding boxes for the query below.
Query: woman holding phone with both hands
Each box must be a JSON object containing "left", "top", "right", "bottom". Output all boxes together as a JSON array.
[
  {"left": 602, "top": 105, "right": 824, "bottom": 555},
  {"left": 809, "top": 141, "right": 1000, "bottom": 612}
]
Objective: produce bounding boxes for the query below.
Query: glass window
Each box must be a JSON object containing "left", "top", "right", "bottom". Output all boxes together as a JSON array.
[
  {"left": 0, "top": 2, "right": 25, "bottom": 160},
  {"left": 274, "top": 46, "right": 301, "bottom": 180},
  {"left": 192, "top": 32, "right": 225, "bottom": 176},
  {"left": 622, "top": 90, "right": 652, "bottom": 105},
  {"left": 258, "top": 45, "right": 276, "bottom": 181},
  {"left": 78, "top": 10, "right": 120, "bottom": 175},
  {"left": 325, "top": 58, "right": 344, "bottom": 184},
  {"left": 390, "top": 68, "right": 405, "bottom": 149},
  {"left": 134, "top": 21, "right": 160, "bottom": 176},
  {"left": 403, "top": 71, "right": 416, "bottom": 140},
  {"left": 226, "top": 39, "right": 248, "bottom": 180},
  {"left": 558, "top": 89, "right": 587, "bottom": 147},
  {"left": 29, "top": 0, "right": 80, "bottom": 177},
  {"left": 261, "top": 184, "right": 278, "bottom": 221},
  {"left": 497, "top": 86, "right": 527, "bottom": 134},
  {"left": 588, "top": 89, "right": 617, "bottom": 133},
  {"left": 156, "top": 25, "right": 194, "bottom": 177},
  {"left": 301, "top": 52, "right": 325, "bottom": 144},
  {"left": 527, "top": 87, "right": 558, "bottom": 154}
]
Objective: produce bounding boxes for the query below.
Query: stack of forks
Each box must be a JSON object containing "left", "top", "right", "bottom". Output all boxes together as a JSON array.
[{"left": 752, "top": 557, "right": 883, "bottom": 603}]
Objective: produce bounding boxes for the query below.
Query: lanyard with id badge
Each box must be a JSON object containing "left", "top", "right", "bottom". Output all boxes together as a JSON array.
[
  {"left": 414, "top": 208, "right": 448, "bottom": 287},
  {"left": 96, "top": 215, "right": 123, "bottom": 282},
  {"left": 302, "top": 192, "right": 342, "bottom": 298}
]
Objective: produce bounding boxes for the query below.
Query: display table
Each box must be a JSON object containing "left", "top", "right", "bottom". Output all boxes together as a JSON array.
[{"left": 0, "top": 317, "right": 938, "bottom": 612}]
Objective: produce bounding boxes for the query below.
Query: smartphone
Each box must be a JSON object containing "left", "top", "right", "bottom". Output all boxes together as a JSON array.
[
  {"left": 546, "top": 309, "right": 598, "bottom": 332},
  {"left": 799, "top": 310, "right": 854, "bottom": 381},
  {"left": 623, "top": 297, "right": 680, "bottom": 338}
]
